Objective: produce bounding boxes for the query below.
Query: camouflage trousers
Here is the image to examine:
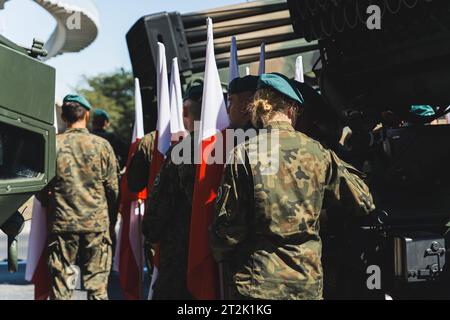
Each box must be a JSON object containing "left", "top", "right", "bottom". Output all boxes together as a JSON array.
[{"left": 48, "top": 232, "right": 112, "bottom": 300}]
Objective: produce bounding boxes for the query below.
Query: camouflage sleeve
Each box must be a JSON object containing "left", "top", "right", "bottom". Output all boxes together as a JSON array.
[
  {"left": 142, "top": 155, "right": 175, "bottom": 243},
  {"left": 102, "top": 143, "right": 119, "bottom": 215},
  {"left": 324, "top": 150, "right": 376, "bottom": 216},
  {"left": 209, "top": 147, "right": 253, "bottom": 263},
  {"left": 127, "top": 132, "right": 155, "bottom": 193}
]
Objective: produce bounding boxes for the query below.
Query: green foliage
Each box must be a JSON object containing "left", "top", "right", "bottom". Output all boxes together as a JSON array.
[{"left": 77, "top": 68, "right": 134, "bottom": 142}]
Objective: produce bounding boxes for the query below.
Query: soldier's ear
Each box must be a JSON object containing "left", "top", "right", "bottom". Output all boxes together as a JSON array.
[{"left": 85, "top": 111, "right": 90, "bottom": 122}]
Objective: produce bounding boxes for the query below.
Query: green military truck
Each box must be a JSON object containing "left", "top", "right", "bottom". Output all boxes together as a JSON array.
[
  {"left": 127, "top": 0, "right": 449, "bottom": 299},
  {"left": 0, "top": 35, "right": 56, "bottom": 272}
]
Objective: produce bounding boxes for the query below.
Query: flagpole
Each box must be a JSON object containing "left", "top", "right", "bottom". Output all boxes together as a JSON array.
[
  {"left": 229, "top": 36, "right": 240, "bottom": 83},
  {"left": 137, "top": 200, "right": 143, "bottom": 300}
]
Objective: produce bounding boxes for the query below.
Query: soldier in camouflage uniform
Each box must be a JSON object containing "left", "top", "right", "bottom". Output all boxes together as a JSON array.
[
  {"left": 210, "top": 74, "right": 375, "bottom": 300},
  {"left": 45, "top": 94, "right": 119, "bottom": 300},
  {"left": 91, "top": 108, "right": 124, "bottom": 257},
  {"left": 142, "top": 84, "right": 203, "bottom": 300},
  {"left": 227, "top": 76, "right": 258, "bottom": 130}
]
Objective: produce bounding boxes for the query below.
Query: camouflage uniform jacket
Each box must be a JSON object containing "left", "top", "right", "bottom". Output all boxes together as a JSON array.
[
  {"left": 49, "top": 128, "right": 119, "bottom": 233},
  {"left": 210, "top": 121, "right": 375, "bottom": 300},
  {"left": 92, "top": 128, "right": 128, "bottom": 169},
  {"left": 143, "top": 133, "right": 196, "bottom": 299},
  {"left": 127, "top": 131, "right": 156, "bottom": 193}
]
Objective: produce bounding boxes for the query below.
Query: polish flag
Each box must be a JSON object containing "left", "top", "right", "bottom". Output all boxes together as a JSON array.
[
  {"left": 295, "top": 55, "right": 304, "bottom": 83},
  {"left": 147, "top": 42, "right": 172, "bottom": 300},
  {"left": 258, "top": 42, "right": 266, "bottom": 75},
  {"left": 116, "top": 78, "right": 147, "bottom": 300},
  {"left": 187, "top": 18, "right": 230, "bottom": 300},
  {"left": 229, "top": 36, "right": 240, "bottom": 83},
  {"left": 25, "top": 108, "right": 59, "bottom": 300},
  {"left": 169, "top": 57, "right": 187, "bottom": 142}
]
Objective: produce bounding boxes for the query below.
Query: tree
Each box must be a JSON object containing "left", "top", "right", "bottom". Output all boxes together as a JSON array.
[{"left": 77, "top": 68, "right": 135, "bottom": 143}]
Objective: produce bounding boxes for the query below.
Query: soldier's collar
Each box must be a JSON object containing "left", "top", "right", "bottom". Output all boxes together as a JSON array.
[
  {"left": 65, "top": 128, "right": 89, "bottom": 134},
  {"left": 264, "top": 121, "right": 294, "bottom": 131}
]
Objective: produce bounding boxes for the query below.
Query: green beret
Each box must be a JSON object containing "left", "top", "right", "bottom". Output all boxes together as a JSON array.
[
  {"left": 257, "top": 73, "right": 304, "bottom": 105},
  {"left": 229, "top": 76, "right": 259, "bottom": 95},
  {"left": 63, "top": 94, "right": 92, "bottom": 110},
  {"left": 411, "top": 105, "right": 435, "bottom": 117},
  {"left": 93, "top": 108, "right": 110, "bottom": 121},
  {"left": 183, "top": 84, "right": 204, "bottom": 102}
]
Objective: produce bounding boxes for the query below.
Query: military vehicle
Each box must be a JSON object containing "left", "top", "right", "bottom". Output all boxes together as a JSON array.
[
  {"left": 0, "top": 35, "right": 56, "bottom": 272},
  {"left": 287, "top": 0, "right": 450, "bottom": 299},
  {"left": 127, "top": 0, "right": 449, "bottom": 299}
]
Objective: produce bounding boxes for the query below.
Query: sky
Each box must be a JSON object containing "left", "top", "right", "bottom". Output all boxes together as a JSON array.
[{"left": 0, "top": 0, "right": 246, "bottom": 100}]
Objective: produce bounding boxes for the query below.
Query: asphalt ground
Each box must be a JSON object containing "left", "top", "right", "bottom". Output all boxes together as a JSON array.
[{"left": 0, "top": 220, "right": 150, "bottom": 300}]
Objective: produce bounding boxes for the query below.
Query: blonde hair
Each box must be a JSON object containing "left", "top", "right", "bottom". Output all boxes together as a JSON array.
[{"left": 251, "top": 88, "right": 295, "bottom": 128}]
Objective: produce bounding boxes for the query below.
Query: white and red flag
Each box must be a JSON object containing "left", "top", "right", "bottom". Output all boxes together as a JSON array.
[
  {"left": 115, "top": 77, "right": 147, "bottom": 300},
  {"left": 169, "top": 57, "right": 187, "bottom": 142},
  {"left": 25, "top": 107, "right": 59, "bottom": 300},
  {"left": 148, "top": 42, "right": 172, "bottom": 194},
  {"left": 147, "top": 42, "right": 172, "bottom": 300},
  {"left": 187, "top": 17, "right": 230, "bottom": 300}
]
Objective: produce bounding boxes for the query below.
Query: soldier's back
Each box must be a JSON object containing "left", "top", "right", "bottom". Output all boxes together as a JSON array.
[
  {"left": 52, "top": 128, "right": 116, "bottom": 233},
  {"left": 233, "top": 121, "right": 331, "bottom": 300}
]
